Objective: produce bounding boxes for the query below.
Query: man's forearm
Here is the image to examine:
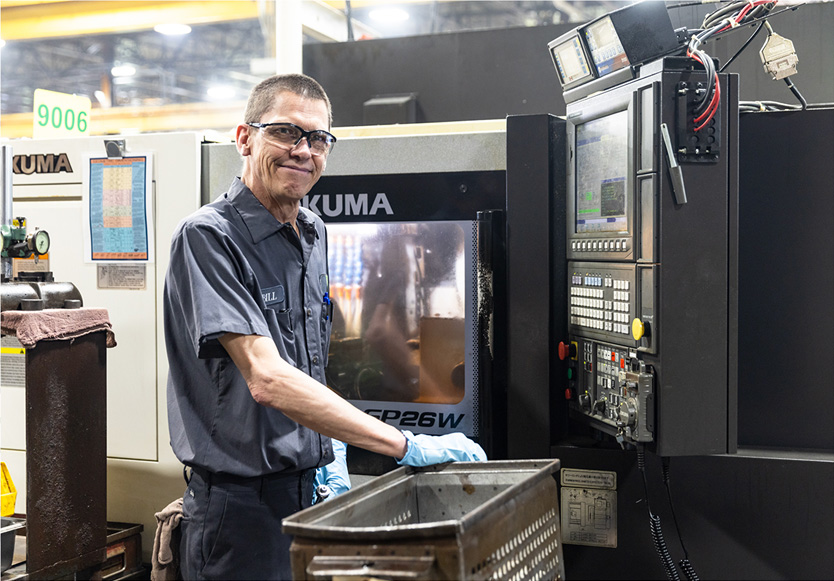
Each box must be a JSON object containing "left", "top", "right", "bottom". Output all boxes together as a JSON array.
[{"left": 220, "top": 333, "right": 409, "bottom": 459}]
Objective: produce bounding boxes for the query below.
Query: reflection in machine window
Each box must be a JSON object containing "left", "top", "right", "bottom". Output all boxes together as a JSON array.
[{"left": 326, "top": 222, "right": 467, "bottom": 405}]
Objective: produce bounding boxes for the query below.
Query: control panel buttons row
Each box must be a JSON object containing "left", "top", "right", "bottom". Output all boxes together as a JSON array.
[
  {"left": 572, "top": 275, "right": 630, "bottom": 290},
  {"left": 571, "top": 239, "right": 630, "bottom": 252},
  {"left": 572, "top": 287, "right": 604, "bottom": 298},
  {"left": 570, "top": 315, "right": 631, "bottom": 335},
  {"left": 569, "top": 304, "right": 630, "bottom": 322}
]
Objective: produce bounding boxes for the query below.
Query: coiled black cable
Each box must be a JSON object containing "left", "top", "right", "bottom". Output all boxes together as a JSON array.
[
  {"left": 661, "top": 458, "right": 700, "bottom": 581},
  {"left": 638, "top": 447, "right": 680, "bottom": 581},
  {"left": 680, "top": 559, "right": 700, "bottom": 581},
  {"left": 650, "top": 513, "right": 680, "bottom": 581}
]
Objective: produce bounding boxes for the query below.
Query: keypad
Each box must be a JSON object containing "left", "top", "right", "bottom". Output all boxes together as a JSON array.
[{"left": 570, "top": 272, "right": 632, "bottom": 335}]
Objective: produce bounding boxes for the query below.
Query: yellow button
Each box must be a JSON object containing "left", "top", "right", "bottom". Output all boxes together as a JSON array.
[{"left": 632, "top": 318, "right": 645, "bottom": 340}]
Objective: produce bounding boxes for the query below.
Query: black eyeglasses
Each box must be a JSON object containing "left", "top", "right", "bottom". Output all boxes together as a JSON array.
[{"left": 247, "top": 122, "right": 336, "bottom": 157}]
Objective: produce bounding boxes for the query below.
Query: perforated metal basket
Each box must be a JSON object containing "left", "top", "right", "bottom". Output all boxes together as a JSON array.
[{"left": 283, "top": 459, "right": 564, "bottom": 580}]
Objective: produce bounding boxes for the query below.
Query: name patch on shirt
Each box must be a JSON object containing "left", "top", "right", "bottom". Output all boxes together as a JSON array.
[{"left": 261, "top": 285, "right": 285, "bottom": 308}]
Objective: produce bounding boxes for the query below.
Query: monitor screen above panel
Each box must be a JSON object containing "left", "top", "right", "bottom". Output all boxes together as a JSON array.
[
  {"left": 575, "top": 110, "right": 629, "bottom": 234},
  {"left": 551, "top": 34, "right": 595, "bottom": 89},
  {"left": 583, "top": 16, "right": 630, "bottom": 78}
]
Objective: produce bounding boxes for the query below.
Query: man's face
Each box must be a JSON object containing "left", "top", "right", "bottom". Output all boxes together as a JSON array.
[{"left": 237, "top": 91, "right": 330, "bottom": 208}]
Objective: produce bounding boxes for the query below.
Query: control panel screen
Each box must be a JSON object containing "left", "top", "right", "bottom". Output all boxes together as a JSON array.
[
  {"left": 552, "top": 36, "right": 593, "bottom": 87},
  {"left": 584, "top": 16, "right": 630, "bottom": 77},
  {"left": 575, "top": 111, "right": 629, "bottom": 233}
]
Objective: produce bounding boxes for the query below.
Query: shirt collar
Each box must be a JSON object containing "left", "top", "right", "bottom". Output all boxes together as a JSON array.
[{"left": 227, "top": 177, "right": 319, "bottom": 244}]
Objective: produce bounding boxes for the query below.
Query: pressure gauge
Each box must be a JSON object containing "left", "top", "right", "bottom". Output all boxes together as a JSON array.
[{"left": 31, "top": 230, "right": 50, "bottom": 256}]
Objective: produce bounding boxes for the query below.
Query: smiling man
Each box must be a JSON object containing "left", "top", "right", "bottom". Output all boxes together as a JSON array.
[{"left": 163, "top": 74, "right": 486, "bottom": 580}]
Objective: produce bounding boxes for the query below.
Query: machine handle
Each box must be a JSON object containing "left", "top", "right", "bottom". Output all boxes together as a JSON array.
[
  {"left": 306, "top": 553, "right": 435, "bottom": 579},
  {"left": 660, "top": 122, "right": 688, "bottom": 205}
]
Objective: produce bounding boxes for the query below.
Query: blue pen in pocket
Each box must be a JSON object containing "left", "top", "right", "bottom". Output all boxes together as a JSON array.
[{"left": 322, "top": 291, "right": 332, "bottom": 320}]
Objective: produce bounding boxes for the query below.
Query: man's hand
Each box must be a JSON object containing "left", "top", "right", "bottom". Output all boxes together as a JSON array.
[{"left": 396, "top": 430, "right": 487, "bottom": 467}]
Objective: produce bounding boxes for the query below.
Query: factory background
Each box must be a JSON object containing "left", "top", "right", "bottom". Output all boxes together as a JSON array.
[{"left": 1, "top": 1, "right": 832, "bottom": 580}]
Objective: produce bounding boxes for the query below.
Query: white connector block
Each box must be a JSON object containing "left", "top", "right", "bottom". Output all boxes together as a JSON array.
[{"left": 760, "top": 33, "right": 799, "bottom": 80}]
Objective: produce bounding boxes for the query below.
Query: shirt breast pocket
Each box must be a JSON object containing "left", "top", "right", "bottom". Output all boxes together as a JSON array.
[{"left": 263, "top": 307, "right": 299, "bottom": 368}]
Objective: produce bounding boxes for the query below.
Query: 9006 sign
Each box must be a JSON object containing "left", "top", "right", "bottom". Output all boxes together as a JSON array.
[
  {"left": 37, "top": 104, "right": 88, "bottom": 132},
  {"left": 32, "top": 89, "right": 91, "bottom": 138}
]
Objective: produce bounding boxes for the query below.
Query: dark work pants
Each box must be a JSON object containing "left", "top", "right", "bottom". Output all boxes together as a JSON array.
[{"left": 179, "top": 467, "right": 315, "bottom": 580}]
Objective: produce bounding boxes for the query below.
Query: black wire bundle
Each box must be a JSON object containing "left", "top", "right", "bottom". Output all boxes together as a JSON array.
[
  {"left": 739, "top": 99, "right": 834, "bottom": 112},
  {"left": 700, "top": 0, "right": 776, "bottom": 29},
  {"left": 684, "top": 1, "right": 779, "bottom": 130}
]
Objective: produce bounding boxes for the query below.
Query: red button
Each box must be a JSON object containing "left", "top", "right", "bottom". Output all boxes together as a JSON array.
[{"left": 565, "top": 388, "right": 572, "bottom": 400}]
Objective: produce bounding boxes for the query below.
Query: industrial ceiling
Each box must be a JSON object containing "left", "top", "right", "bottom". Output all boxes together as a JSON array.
[{"left": 0, "top": 1, "right": 626, "bottom": 136}]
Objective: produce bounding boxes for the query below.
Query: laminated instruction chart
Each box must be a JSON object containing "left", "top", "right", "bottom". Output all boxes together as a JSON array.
[{"left": 86, "top": 155, "right": 154, "bottom": 262}]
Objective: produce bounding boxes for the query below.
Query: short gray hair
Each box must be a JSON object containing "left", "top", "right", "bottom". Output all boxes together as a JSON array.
[{"left": 244, "top": 73, "right": 332, "bottom": 127}]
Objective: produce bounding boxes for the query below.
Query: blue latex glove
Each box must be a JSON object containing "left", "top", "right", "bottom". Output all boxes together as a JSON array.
[
  {"left": 313, "top": 438, "right": 351, "bottom": 504},
  {"left": 396, "top": 430, "right": 487, "bottom": 466}
]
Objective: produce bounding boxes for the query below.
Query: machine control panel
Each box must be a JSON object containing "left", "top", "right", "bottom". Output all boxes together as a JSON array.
[
  {"left": 556, "top": 52, "right": 738, "bottom": 456},
  {"left": 569, "top": 338, "right": 655, "bottom": 443}
]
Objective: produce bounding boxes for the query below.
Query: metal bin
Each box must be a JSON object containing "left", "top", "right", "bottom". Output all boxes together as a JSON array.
[{"left": 283, "top": 459, "right": 564, "bottom": 580}]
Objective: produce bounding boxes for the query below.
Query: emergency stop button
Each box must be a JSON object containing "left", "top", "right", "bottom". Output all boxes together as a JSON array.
[
  {"left": 631, "top": 318, "right": 649, "bottom": 341},
  {"left": 558, "top": 341, "right": 577, "bottom": 360}
]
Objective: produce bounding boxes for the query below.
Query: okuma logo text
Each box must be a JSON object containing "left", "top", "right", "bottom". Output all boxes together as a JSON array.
[{"left": 303, "top": 192, "right": 393, "bottom": 217}]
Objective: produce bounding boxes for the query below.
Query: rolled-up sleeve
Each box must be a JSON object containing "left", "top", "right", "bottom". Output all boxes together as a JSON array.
[{"left": 167, "top": 219, "right": 270, "bottom": 359}]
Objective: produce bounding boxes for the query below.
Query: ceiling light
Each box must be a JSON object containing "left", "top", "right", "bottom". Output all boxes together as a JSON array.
[
  {"left": 94, "top": 90, "right": 110, "bottom": 107},
  {"left": 206, "top": 86, "right": 236, "bottom": 101},
  {"left": 154, "top": 23, "right": 192, "bottom": 36},
  {"left": 369, "top": 7, "right": 410, "bottom": 24},
  {"left": 111, "top": 64, "right": 136, "bottom": 77}
]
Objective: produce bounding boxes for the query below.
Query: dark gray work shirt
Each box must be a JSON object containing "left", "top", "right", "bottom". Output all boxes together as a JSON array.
[{"left": 164, "top": 177, "right": 333, "bottom": 477}]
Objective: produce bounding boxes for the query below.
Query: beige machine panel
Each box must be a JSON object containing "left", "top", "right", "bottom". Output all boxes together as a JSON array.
[{"left": 2, "top": 134, "right": 202, "bottom": 538}]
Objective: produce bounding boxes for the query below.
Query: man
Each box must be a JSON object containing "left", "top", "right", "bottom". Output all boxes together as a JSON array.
[{"left": 164, "top": 73, "right": 485, "bottom": 580}]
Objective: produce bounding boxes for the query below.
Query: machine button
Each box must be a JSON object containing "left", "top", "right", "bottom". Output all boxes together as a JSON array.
[
  {"left": 558, "top": 341, "right": 577, "bottom": 360},
  {"left": 632, "top": 318, "right": 646, "bottom": 340}
]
